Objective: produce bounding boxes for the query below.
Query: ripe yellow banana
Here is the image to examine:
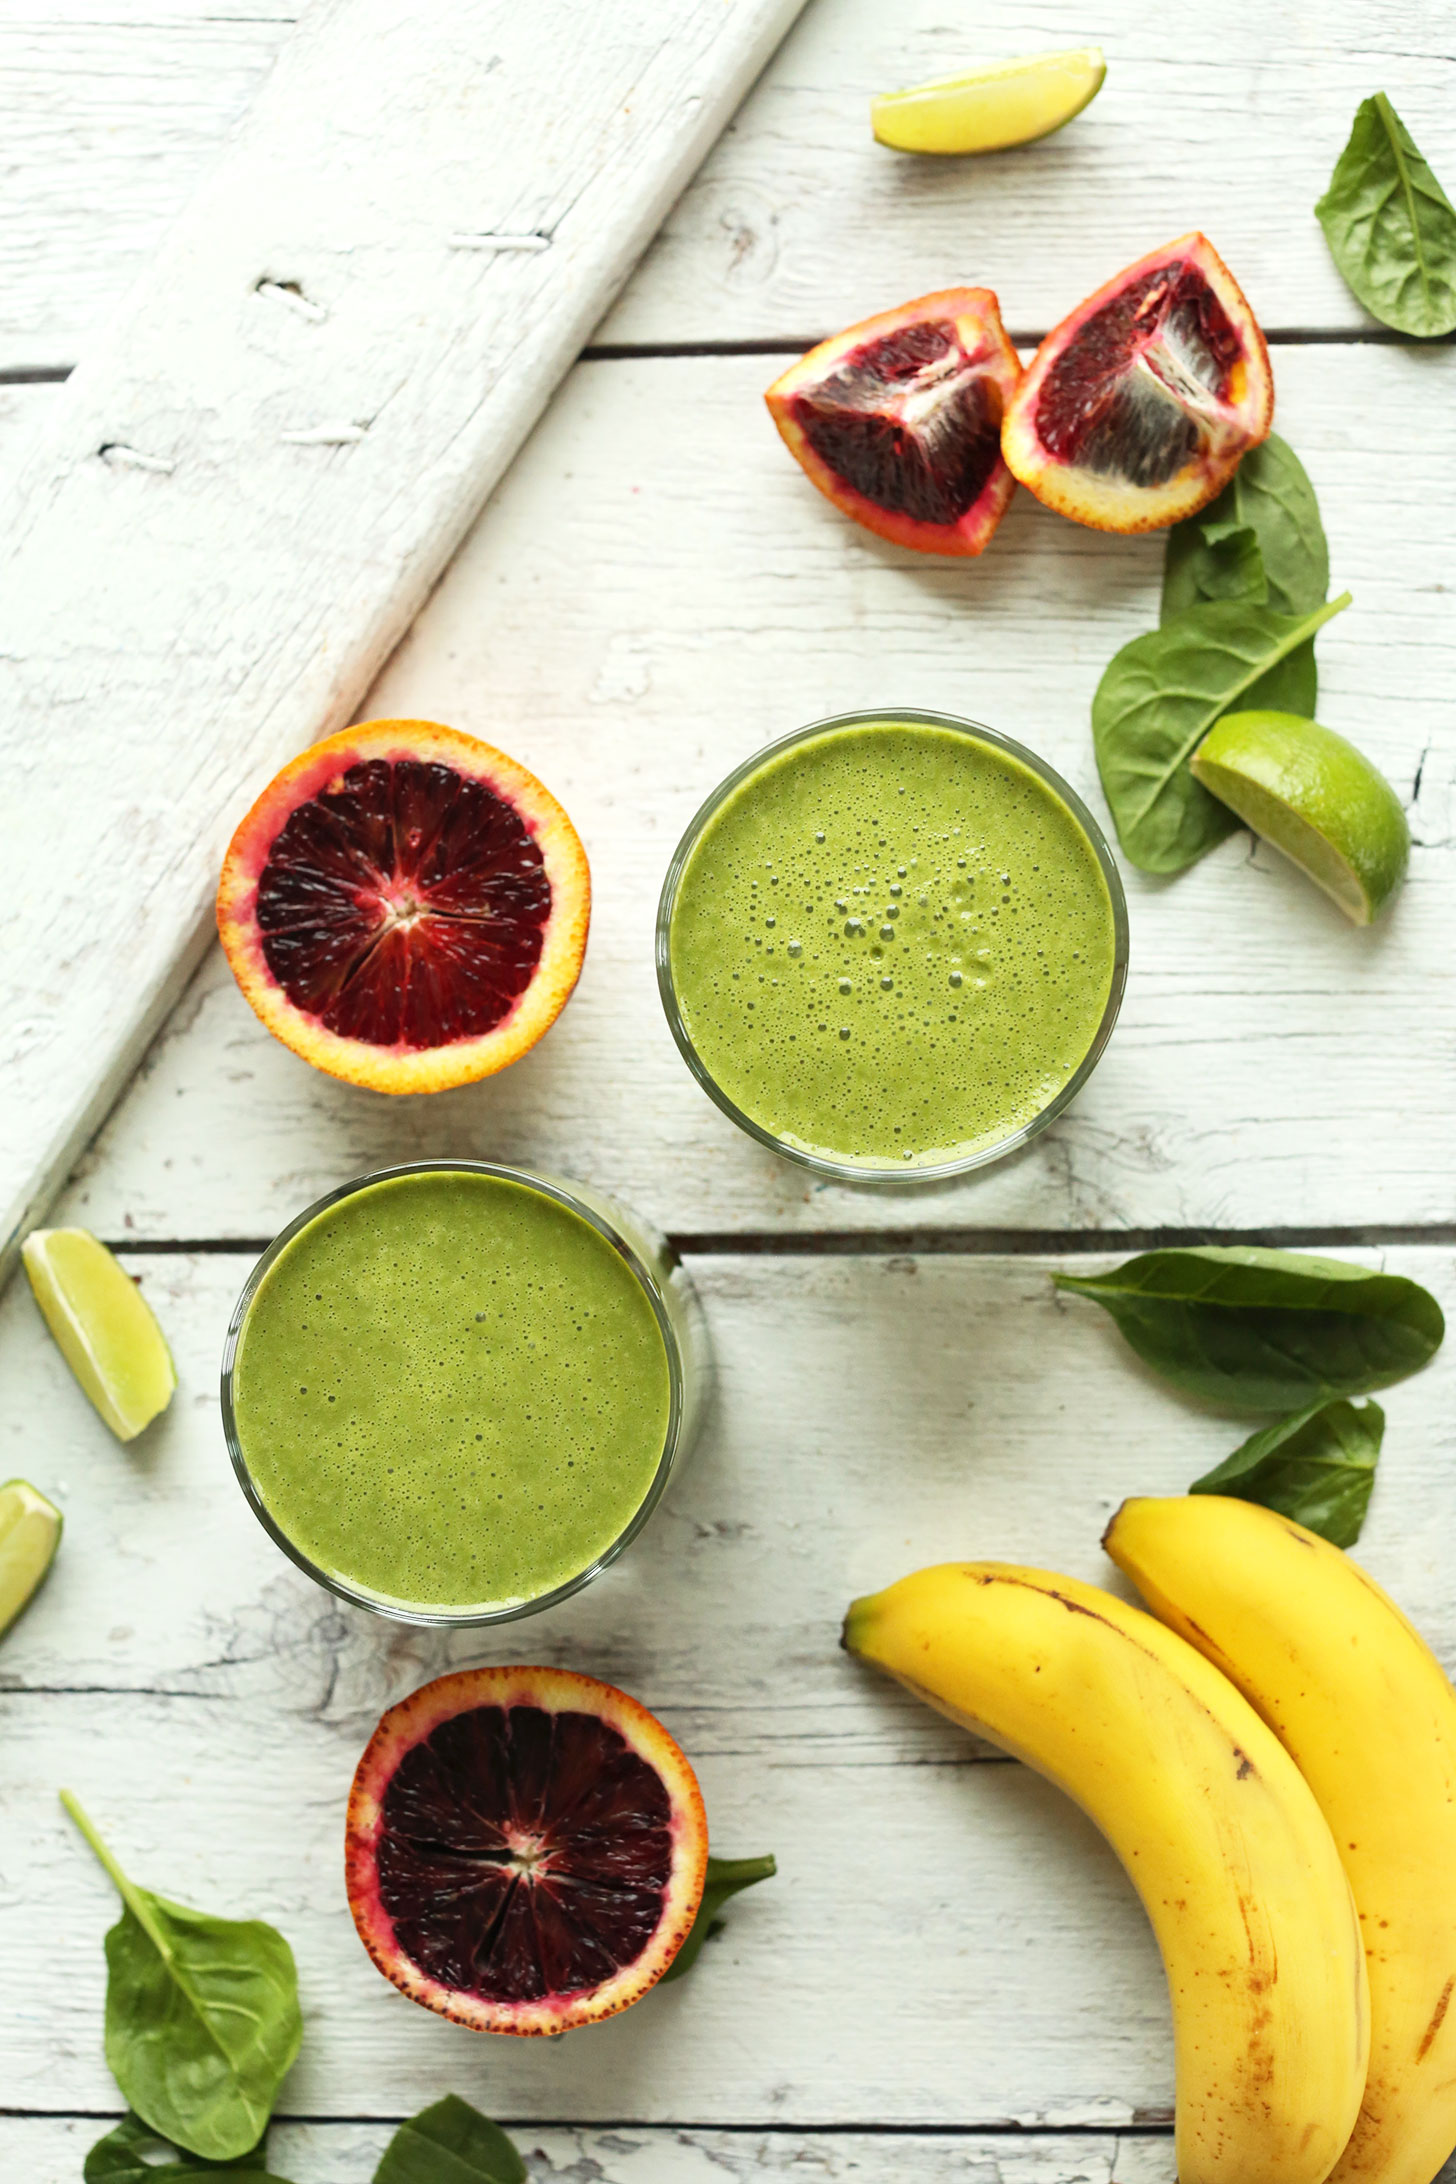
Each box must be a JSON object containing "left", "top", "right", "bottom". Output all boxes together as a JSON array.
[
  {"left": 843, "top": 1562, "right": 1369, "bottom": 2184},
  {"left": 1107, "top": 1494, "right": 1456, "bottom": 2184}
]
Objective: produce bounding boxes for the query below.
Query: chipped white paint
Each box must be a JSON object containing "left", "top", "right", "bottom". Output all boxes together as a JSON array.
[
  {"left": 2, "top": 1248, "right": 1453, "bottom": 2125},
  {"left": 276, "top": 420, "right": 369, "bottom": 446},
  {"left": 2, "top": 2117, "right": 1186, "bottom": 2184},
  {"left": 95, "top": 439, "right": 176, "bottom": 474},
  {"left": 9, "top": 341, "right": 1444, "bottom": 1244},
  {"left": 0, "top": 0, "right": 807, "bottom": 1277},
  {"left": 2, "top": 0, "right": 1455, "bottom": 364},
  {"left": 450, "top": 233, "right": 556, "bottom": 254},
  {"left": 255, "top": 279, "right": 330, "bottom": 322}
]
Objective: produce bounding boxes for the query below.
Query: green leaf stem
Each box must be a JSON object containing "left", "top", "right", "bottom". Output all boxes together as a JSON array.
[{"left": 62, "top": 1793, "right": 302, "bottom": 2165}]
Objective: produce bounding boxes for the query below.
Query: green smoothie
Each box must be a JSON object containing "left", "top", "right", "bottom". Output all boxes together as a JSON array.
[
  {"left": 227, "top": 1170, "right": 673, "bottom": 1616},
  {"left": 665, "top": 717, "right": 1120, "bottom": 1170}
]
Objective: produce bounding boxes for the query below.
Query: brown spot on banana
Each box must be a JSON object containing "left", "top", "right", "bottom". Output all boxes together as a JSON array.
[{"left": 1417, "top": 1974, "right": 1455, "bottom": 2062}]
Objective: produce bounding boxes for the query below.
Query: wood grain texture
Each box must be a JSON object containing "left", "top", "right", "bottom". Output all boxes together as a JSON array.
[
  {"left": 2, "top": 1246, "right": 1452, "bottom": 2123},
  {"left": 4, "top": 0, "right": 1456, "bottom": 363},
  {"left": 602, "top": 0, "right": 1456, "bottom": 345},
  {"left": 0, "top": 381, "right": 59, "bottom": 478},
  {"left": 0, "top": 0, "right": 808, "bottom": 1282},
  {"left": 5, "top": 0, "right": 1454, "bottom": 2162},
  {"left": 0, "top": 8, "right": 291, "bottom": 370},
  {"left": 25, "top": 340, "right": 1451, "bottom": 1242},
  {"left": 2, "top": 2117, "right": 1184, "bottom": 2184}
]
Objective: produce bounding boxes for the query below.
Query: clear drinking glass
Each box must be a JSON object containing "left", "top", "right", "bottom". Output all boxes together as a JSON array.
[
  {"left": 656, "top": 707, "right": 1129, "bottom": 1186},
  {"left": 220, "top": 1160, "right": 708, "bottom": 1627}
]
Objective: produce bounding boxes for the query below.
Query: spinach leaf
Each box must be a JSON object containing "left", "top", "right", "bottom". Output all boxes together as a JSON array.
[
  {"left": 84, "top": 2112, "right": 290, "bottom": 2179},
  {"left": 1053, "top": 1246, "right": 1443, "bottom": 1412},
  {"left": 1163, "top": 520, "right": 1267, "bottom": 612},
  {"left": 1316, "top": 93, "right": 1456, "bottom": 338},
  {"left": 1162, "top": 435, "right": 1329, "bottom": 621},
  {"left": 660, "top": 1852, "right": 778, "bottom": 1983},
  {"left": 372, "top": 2095, "right": 525, "bottom": 2184},
  {"left": 62, "top": 1793, "right": 302, "bottom": 2165},
  {"left": 1092, "top": 593, "right": 1350, "bottom": 871},
  {"left": 1191, "top": 1398, "right": 1384, "bottom": 1548}
]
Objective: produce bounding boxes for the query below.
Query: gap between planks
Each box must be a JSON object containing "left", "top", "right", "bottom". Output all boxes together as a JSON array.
[
  {"left": 0, "top": 2108, "right": 1171, "bottom": 2137},
  {"left": 582, "top": 328, "right": 1456, "bottom": 357},
  {"left": 2, "top": 324, "right": 1449, "bottom": 386},
  {"left": 97, "top": 1224, "right": 1456, "bottom": 1258}
]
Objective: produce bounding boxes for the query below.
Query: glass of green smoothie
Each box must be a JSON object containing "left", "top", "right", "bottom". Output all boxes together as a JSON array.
[
  {"left": 221, "top": 1162, "right": 706, "bottom": 1625},
  {"left": 658, "top": 708, "right": 1128, "bottom": 1182}
]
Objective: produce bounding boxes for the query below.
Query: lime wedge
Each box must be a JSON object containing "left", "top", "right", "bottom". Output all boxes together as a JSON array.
[
  {"left": 0, "top": 1480, "right": 62, "bottom": 1636},
  {"left": 1190, "top": 710, "right": 1411, "bottom": 924},
  {"left": 21, "top": 1229, "right": 176, "bottom": 1440},
  {"left": 872, "top": 48, "right": 1105, "bottom": 156}
]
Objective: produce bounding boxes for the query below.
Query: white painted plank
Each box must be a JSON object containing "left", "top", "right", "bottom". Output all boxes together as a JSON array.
[
  {"left": 43, "top": 342, "right": 1456, "bottom": 1243},
  {"left": 4, "top": 0, "right": 1456, "bottom": 363},
  {"left": 0, "top": 2118, "right": 1181, "bottom": 2184},
  {"left": 2, "top": 1246, "right": 1452, "bottom": 2121},
  {"left": 0, "top": 381, "right": 59, "bottom": 481},
  {"left": 0, "top": 11, "right": 291, "bottom": 370},
  {"left": 0, "top": 0, "right": 808, "bottom": 1280},
  {"left": 602, "top": 0, "right": 1456, "bottom": 345}
]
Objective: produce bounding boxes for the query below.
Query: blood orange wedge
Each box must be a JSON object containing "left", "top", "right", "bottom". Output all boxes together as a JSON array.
[
  {"left": 765, "top": 289, "right": 1024, "bottom": 555},
  {"left": 345, "top": 1666, "right": 709, "bottom": 2035},
  {"left": 1002, "top": 234, "right": 1273, "bottom": 533},
  {"left": 217, "top": 720, "right": 590, "bottom": 1094}
]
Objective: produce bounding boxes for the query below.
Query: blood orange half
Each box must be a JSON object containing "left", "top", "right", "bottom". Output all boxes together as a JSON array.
[
  {"left": 345, "top": 1666, "right": 709, "bottom": 2035},
  {"left": 217, "top": 720, "right": 590, "bottom": 1094},
  {"left": 1001, "top": 233, "right": 1273, "bottom": 533},
  {"left": 765, "top": 289, "right": 1024, "bottom": 556}
]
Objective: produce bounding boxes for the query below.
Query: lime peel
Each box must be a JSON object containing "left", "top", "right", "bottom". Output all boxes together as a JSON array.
[
  {"left": 1190, "top": 709, "right": 1411, "bottom": 925},
  {"left": 21, "top": 1228, "right": 176, "bottom": 1441},
  {"left": 0, "top": 1480, "right": 62, "bottom": 1636},
  {"left": 872, "top": 47, "right": 1105, "bottom": 157}
]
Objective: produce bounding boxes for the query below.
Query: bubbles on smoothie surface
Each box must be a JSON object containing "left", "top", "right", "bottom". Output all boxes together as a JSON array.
[
  {"left": 668, "top": 722, "right": 1115, "bottom": 1165},
  {"left": 231, "top": 1173, "right": 670, "bottom": 1613}
]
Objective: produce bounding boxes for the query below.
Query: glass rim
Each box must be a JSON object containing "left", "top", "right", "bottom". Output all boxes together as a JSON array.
[
  {"left": 220, "top": 1158, "right": 690, "bottom": 1628},
  {"left": 655, "top": 706, "right": 1130, "bottom": 1187}
]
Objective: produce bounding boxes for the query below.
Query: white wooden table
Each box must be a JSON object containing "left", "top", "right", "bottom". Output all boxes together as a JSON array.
[{"left": 3, "top": 5, "right": 1454, "bottom": 2178}]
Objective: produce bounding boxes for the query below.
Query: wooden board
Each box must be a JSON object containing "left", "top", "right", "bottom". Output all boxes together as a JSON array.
[
  {"left": 604, "top": 0, "right": 1456, "bottom": 346},
  {"left": 4, "top": 1246, "right": 1453, "bottom": 2125},
  {"left": 0, "top": 0, "right": 807, "bottom": 1280},
  {"left": 7, "top": 340, "right": 1444, "bottom": 1243},
  {"left": 0, "top": 381, "right": 59, "bottom": 475},
  {"left": 6, "top": 0, "right": 1456, "bottom": 2169},
  {"left": 5, "top": 2118, "right": 1187, "bottom": 2184},
  {"left": 4, "top": 0, "right": 1456, "bottom": 364},
  {"left": 0, "top": 6, "right": 291, "bottom": 372}
]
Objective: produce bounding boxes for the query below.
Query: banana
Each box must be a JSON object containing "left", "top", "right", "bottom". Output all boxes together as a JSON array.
[
  {"left": 1106, "top": 1494, "right": 1456, "bottom": 2184},
  {"left": 843, "top": 1562, "right": 1369, "bottom": 2184}
]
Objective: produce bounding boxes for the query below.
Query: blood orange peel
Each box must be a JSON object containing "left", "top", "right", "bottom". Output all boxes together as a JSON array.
[
  {"left": 766, "top": 289, "right": 1024, "bottom": 556},
  {"left": 218, "top": 720, "right": 589, "bottom": 1094},
  {"left": 1002, "top": 234, "right": 1273, "bottom": 534},
  {"left": 345, "top": 1666, "right": 709, "bottom": 2035}
]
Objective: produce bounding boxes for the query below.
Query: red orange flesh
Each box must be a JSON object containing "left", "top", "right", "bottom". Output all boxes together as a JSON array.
[
  {"left": 217, "top": 720, "right": 589, "bottom": 1094},
  {"left": 345, "top": 1666, "right": 709, "bottom": 2035},
  {"left": 766, "top": 288, "right": 1024, "bottom": 555},
  {"left": 1001, "top": 234, "right": 1273, "bottom": 533}
]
